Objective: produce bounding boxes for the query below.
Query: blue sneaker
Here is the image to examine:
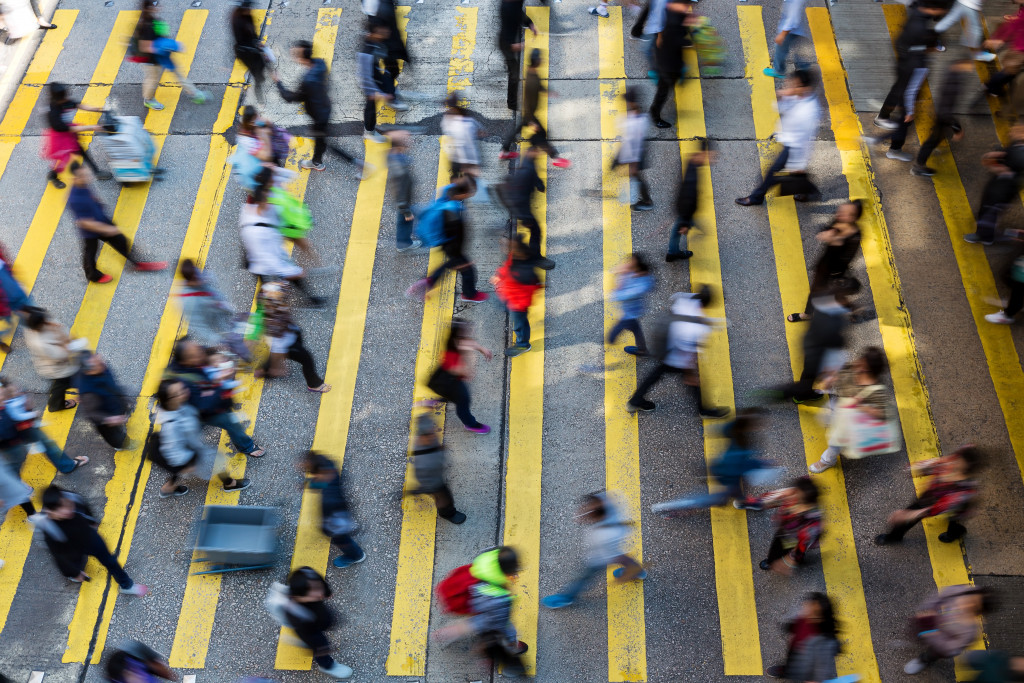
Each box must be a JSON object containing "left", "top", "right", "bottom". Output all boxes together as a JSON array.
[
  {"left": 332, "top": 552, "right": 367, "bottom": 569},
  {"left": 540, "top": 594, "right": 574, "bottom": 609},
  {"left": 763, "top": 68, "right": 786, "bottom": 79},
  {"left": 612, "top": 567, "right": 648, "bottom": 581}
]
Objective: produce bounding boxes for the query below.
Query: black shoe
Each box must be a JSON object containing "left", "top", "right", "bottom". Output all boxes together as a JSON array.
[
  {"left": 159, "top": 485, "right": 189, "bottom": 498},
  {"left": 652, "top": 117, "right": 672, "bottom": 129},
  {"left": 623, "top": 345, "right": 645, "bottom": 356},
  {"left": 766, "top": 664, "right": 787, "bottom": 678},
  {"left": 759, "top": 559, "right": 772, "bottom": 571},
  {"left": 735, "top": 196, "right": 763, "bottom": 206},
  {"left": 793, "top": 192, "right": 820, "bottom": 202},
  {"left": 631, "top": 201, "right": 654, "bottom": 212},
  {"left": 792, "top": 391, "right": 825, "bottom": 404},
  {"left": 306, "top": 296, "right": 327, "bottom": 308},
  {"left": 445, "top": 511, "right": 467, "bottom": 524},
  {"left": 50, "top": 177, "right": 66, "bottom": 190},
  {"left": 665, "top": 251, "right": 693, "bottom": 262},
  {"left": 874, "top": 533, "right": 896, "bottom": 546},
  {"left": 534, "top": 256, "right": 556, "bottom": 270},
  {"left": 626, "top": 399, "right": 655, "bottom": 412},
  {"left": 699, "top": 406, "right": 730, "bottom": 419},
  {"left": 911, "top": 164, "right": 936, "bottom": 177},
  {"left": 223, "top": 478, "right": 251, "bottom": 492},
  {"left": 938, "top": 531, "right": 963, "bottom": 543}
]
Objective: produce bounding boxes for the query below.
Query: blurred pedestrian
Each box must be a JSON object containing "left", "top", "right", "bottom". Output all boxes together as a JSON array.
[
  {"left": 872, "top": 1, "right": 943, "bottom": 134},
  {"left": 985, "top": 236, "right": 1024, "bottom": 325},
  {"left": 282, "top": 567, "right": 353, "bottom": 679},
  {"left": 608, "top": 253, "right": 653, "bottom": 356},
  {"left": 904, "top": 585, "right": 995, "bottom": 675},
  {"left": 0, "top": 447, "right": 34, "bottom": 521},
  {"left": 231, "top": 0, "right": 269, "bottom": 104},
  {"left": 498, "top": 0, "right": 537, "bottom": 111},
  {"left": 765, "top": 593, "right": 840, "bottom": 680},
  {"left": 150, "top": 378, "right": 250, "bottom": 498},
  {"left": 964, "top": 124, "right": 1024, "bottom": 245},
  {"left": 408, "top": 414, "right": 466, "bottom": 524},
  {"left": 254, "top": 282, "right": 331, "bottom": 393},
  {"left": 387, "top": 130, "right": 422, "bottom": 252},
  {"left": 177, "top": 259, "right": 249, "bottom": 358},
  {"left": 492, "top": 237, "right": 542, "bottom": 357},
  {"left": 763, "top": 0, "right": 810, "bottom": 79},
  {"left": 357, "top": 22, "right": 394, "bottom": 143},
  {"left": 43, "top": 82, "right": 110, "bottom": 189},
  {"left": 0, "top": 244, "right": 34, "bottom": 353},
  {"left": 424, "top": 319, "right": 492, "bottom": 434},
  {"left": 742, "top": 476, "right": 822, "bottom": 576},
  {"left": 132, "top": 0, "right": 207, "bottom": 111},
  {"left": 499, "top": 49, "right": 569, "bottom": 167},
  {"left": 980, "top": 2, "right": 1024, "bottom": 99},
  {"left": 441, "top": 93, "right": 485, "bottom": 185},
  {"left": 0, "top": 376, "right": 87, "bottom": 472},
  {"left": 74, "top": 354, "right": 131, "bottom": 451},
  {"left": 505, "top": 146, "right": 554, "bottom": 268},
  {"left": 104, "top": 640, "right": 176, "bottom": 683},
  {"left": 875, "top": 445, "right": 980, "bottom": 546},
  {"left": 37, "top": 485, "right": 148, "bottom": 595},
  {"left": 365, "top": 0, "right": 411, "bottom": 109},
  {"left": 912, "top": 60, "right": 971, "bottom": 176},
  {"left": 24, "top": 308, "right": 81, "bottom": 412},
  {"left": 649, "top": 8, "right": 688, "bottom": 129},
  {"left": 666, "top": 139, "right": 713, "bottom": 262},
  {"left": 934, "top": 0, "right": 996, "bottom": 61},
  {"left": 964, "top": 650, "right": 1024, "bottom": 682},
  {"left": 786, "top": 201, "right": 862, "bottom": 323},
  {"left": 615, "top": 87, "right": 653, "bottom": 211},
  {"left": 67, "top": 161, "right": 167, "bottom": 283},
  {"left": 737, "top": 69, "right": 820, "bottom": 205},
  {"left": 299, "top": 451, "right": 365, "bottom": 569},
  {"left": 541, "top": 492, "right": 646, "bottom": 609}
]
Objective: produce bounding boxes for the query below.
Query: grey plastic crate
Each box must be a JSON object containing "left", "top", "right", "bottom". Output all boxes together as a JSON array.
[{"left": 194, "top": 505, "right": 278, "bottom": 567}]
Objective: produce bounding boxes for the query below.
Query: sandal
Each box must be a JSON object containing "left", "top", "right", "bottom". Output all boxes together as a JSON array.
[
  {"left": 63, "top": 399, "right": 78, "bottom": 409},
  {"left": 307, "top": 384, "right": 332, "bottom": 394},
  {"left": 786, "top": 313, "right": 809, "bottom": 323},
  {"left": 72, "top": 455, "right": 90, "bottom": 469},
  {"left": 247, "top": 447, "right": 266, "bottom": 458}
]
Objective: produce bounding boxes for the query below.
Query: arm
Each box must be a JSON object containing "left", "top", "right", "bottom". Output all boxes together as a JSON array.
[
  {"left": 357, "top": 51, "right": 383, "bottom": 98},
  {"left": 903, "top": 67, "right": 929, "bottom": 120},
  {"left": 275, "top": 78, "right": 302, "bottom": 103}
]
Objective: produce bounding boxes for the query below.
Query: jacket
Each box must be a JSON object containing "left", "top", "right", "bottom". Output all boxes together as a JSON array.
[
  {"left": 0, "top": 258, "right": 29, "bottom": 312},
  {"left": 611, "top": 272, "right": 653, "bottom": 320},
  {"left": 388, "top": 151, "right": 414, "bottom": 214},
  {"left": 74, "top": 367, "right": 127, "bottom": 423},
  {"left": 498, "top": 0, "right": 532, "bottom": 48},
  {"left": 155, "top": 403, "right": 211, "bottom": 468},
  {"left": 994, "top": 6, "right": 1024, "bottom": 52},
  {"left": 468, "top": 549, "right": 515, "bottom": 638},
  {"left": 177, "top": 277, "right": 233, "bottom": 347},
  {"left": 585, "top": 493, "right": 630, "bottom": 567},
  {"left": 275, "top": 58, "right": 332, "bottom": 124},
  {"left": 917, "top": 585, "right": 984, "bottom": 658},
  {"left": 675, "top": 159, "right": 700, "bottom": 223},
  {"left": 786, "top": 633, "right": 839, "bottom": 681},
  {"left": 494, "top": 256, "right": 541, "bottom": 313},
  {"left": 25, "top": 323, "right": 80, "bottom": 379},
  {"left": 164, "top": 361, "right": 230, "bottom": 417},
  {"left": 777, "top": 94, "right": 820, "bottom": 172},
  {"left": 507, "top": 159, "right": 544, "bottom": 216},
  {"left": 308, "top": 463, "right": 355, "bottom": 536},
  {"left": 934, "top": 67, "right": 966, "bottom": 128},
  {"left": 357, "top": 37, "right": 386, "bottom": 98},
  {"left": 37, "top": 493, "right": 99, "bottom": 556},
  {"left": 441, "top": 112, "right": 481, "bottom": 165},
  {"left": 664, "top": 293, "right": 711, "bottom": 369}
]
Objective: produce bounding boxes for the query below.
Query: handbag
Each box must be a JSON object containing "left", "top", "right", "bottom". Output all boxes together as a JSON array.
[
  {"left": 843, "top": 385, "right": 902, "bottom": 459},
  {"left": 777, "top": 172, "right": 819, "bottom": 197}
]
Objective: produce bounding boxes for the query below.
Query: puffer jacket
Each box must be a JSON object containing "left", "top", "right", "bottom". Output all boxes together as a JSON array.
[
  {"left": 25, "top": 323, "right": 79, "bottom": 379},
  {"left": 494, "top": 256, "right": 540, "bottom": 313}
]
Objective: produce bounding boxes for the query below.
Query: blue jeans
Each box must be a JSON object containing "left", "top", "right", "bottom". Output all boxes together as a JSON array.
[
  {"left": 773, "top": 32, "right": 810, "bottom": 74},
  {"left": 667, "top": 219, "right": 690, "bottom": 256},
  {"left": 202, "top": 411, "right": 255, "bottom": 454},
  {"left": 554, "top": 563, "right": 605, "bottom": 603},
  {"left": 26, "top": 427, "right": 77, "bottom": 474},
  {"left": 510, "top": 309, "right": 530, "bottom": 346},
  {"left": 658, "top": 481, "right": 743, "bottom": 512},
  {"left": 396, "top": 211, "right": 414, "bottom": 249},
  {"left": 608, "top": 317, "right": 646, "bottom": 354},
  {"left": 331, "top": 533, "right": 364, "bottom": 561}
]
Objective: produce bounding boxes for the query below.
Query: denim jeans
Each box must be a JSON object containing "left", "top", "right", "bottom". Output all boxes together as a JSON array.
[
  {"left": 773, "top": 32, "right": 810, "bottom": 74},
  {"left": 396, "top": 212, "right": 415, "bottom": 248},
  {"left": 934, "top": 1, "right": 982, "bottom": 48},
  {"left": 608, "top": 317, "right": 646, "bottom": 354},
  {"left": 510, "top": 309, "right": 530, "bottom": 346},
  {"left": 553, "top": 563, "right": 605, "bottom": 603},
  {"left": 25, "top": 427, "right": 77, "bottom": 473},
  {"left": 667, "top": 219, "right": 690, "bottom": 255},
  {"left": 202, "top": 411, "right": 255, "bottom": 454}
]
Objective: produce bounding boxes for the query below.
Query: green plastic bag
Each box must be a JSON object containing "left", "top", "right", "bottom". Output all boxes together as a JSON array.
[{"left": 269, "top": 187, "right": 313, "bottom": 239}]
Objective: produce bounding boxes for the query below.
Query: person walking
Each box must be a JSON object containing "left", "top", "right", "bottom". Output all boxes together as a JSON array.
[
  {"left": 875, "top": 445, "right": 980, "bottom": 546},
  {"left": 649, "top": 10, "right": 688, "bottom": 130},
  {"left": 177, "top": 259, "right": 248, "bottom": 357},
  {"left": 499, "top": 49, "right": 570, "bottom": 167},
  {"left": 980, "top": 2, "right": 1024, "bottom": 99},
  {"left": 964, "top": 650, "right": 1024, "bottom": 682},
  {"left": 492, "top": 238, "right": 542, "bottom": 357},
  {"left": 43, "top": 82, "right": 110, "bottom": 189},
  {"left": 408, "top": 414, "right": 466, "bottom": 524},
  {"left": 873, "top": 0, "right": 944, "bottom": 134},
  {"left": 272, "top": 40, "right": 364, "bottom": 174},
  {"left": 904, "top": 585, "right": 995, "bottom": 675},
  {"left": 67, "top": 162, "right": 167, "bottom": 283},
  {"left": 742, "top": 477, "right": 822, "bottom": 575},
  {"left": 24, "top": 308, "right": 81, "bottom": 412},
  {"left": 255, "top": 282, "right": 331, "bottom": 393},
  {"left": 133, "top": 0, "right": 207, "bottom": 111},
  {"left": 615, "top": 88, "right": 653, "bottom": 211},
  {"left": 763, "top": 0, "right": 811, "bottom": 79},
  {"left": 365, "top": 0, "right": 411, "bottom": 109},
  {"left": 505, "top": 146, "right": 554, "bottom": 269},
  {"left": 281, "top": 567, "right": 353, "bottom": 679},
  {"left": 299, "top": 451, "right": 365, "bottom": 569},
  {"left": 627, "top": 287, "right": 729, "bottom": 417},
  {"left": 357, "top": 22, "right": 394, "bottom": 143},
  {"left": 608, "top": 253, "right": 653, "bottom": 356},
  {"left": 231, "top": 0, "right": 269, "bottom": 104},
  {"left": 935, "top": 0, "right": 997, "bottom": 61},
  {"left": 0, "top": 377, "right": 88, "bottom": 472},
  {"left": 441, "top": 94, "right": 485, "bottom": 184},
  {"left": 964, "top": 125, "right": 1024, "bottom": 245},
  {"left": 150, "top": 379, "right": 250, "bottom": 498},
  {"left": 0, "top": 244, "right": 35, "bottom": 353},
  {"left": 425, "top": 319, "right": 492, "bottom": 434},
  {"left": 37, "top": 485, "right": 148, "bottom": 595},
  {"left": 736, "top": 69, "right": 820, "bottom": 205},
  {"left": 786, "top": 201, "right": 862, "bottom": 323},
  {"left": 498, "top": 0, "right": 538, "bottom": 112},
  {"left": 0, "top": 444, "right": 35, "bottom": 521},
  {"left": 74, "top": 354, "right": 131, "bottom": 451},
  {"left": 387, "top": 130, "right": 422, "bottom": 253},
  {"left": 104, "top": 641, "right": 176, "bottom": 683},
  {"left": 666, "top": 139, "right": 712, "bottom": 262},
  {"left": 912, "top": 60, "right": 972, "bottom": 176},
  {"left": 541, "top": 492, "right": 646, "bottom": 609},
  {"left": 765, "top": 593, "right": 841, "bottom": 680}
]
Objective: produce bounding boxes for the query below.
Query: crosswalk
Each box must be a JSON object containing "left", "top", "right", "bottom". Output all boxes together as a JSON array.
[{"left": 0, "top": 2, "right": 1020, "bottom": 681}]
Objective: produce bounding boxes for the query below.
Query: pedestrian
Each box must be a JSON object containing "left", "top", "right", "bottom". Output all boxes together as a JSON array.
[
  {"left": 177, "top": 259, "right": 248, "bottom": 357},
  {"left": 0, "top": 376, "right": 88, "bottom": 472},
  {"left": 0, "top": 243, "right": 35, "bottom": 353},
  {"left": 935, "top": 0, "right": 996, "bottom": 61},
  {"left": 357, "top": 22, "right": 394, "bottom": 143},
  {"left": 498, "top": 0, "right": 537, "bottom": 111},
  {"left": 23, "top": 308, "right": 81, "bottom": 412},
  {"left": 875, "top": 445, "right": 980, "bottom": 546},
  {"left": 408, "top": 414, "right": 466, "bottom": 524},
  {"left": 627, "top": 286, "right": 729, "bottom": 417},
  {"left": 541, "top": 492, "right": 646, "bottom": 609},
  {"left": 237, "top": 106, "right": 291, "bottom": 170},
  {"left": 742, "top": 477, "right": 822, "bottom": 575},
  {"left": 666, "top": 139, "right": 712, "bottom": 262},
  {"left": 231, "top": 0, "right": 269, "bottom": 104},
  {"left": 281, "top": 567, "right": 353, "bottom": 679},
  {"left": 299, "top": 451, "right": 365, "bottom": 569},
  {"left": 240, "top": 170, "right": 325, "bottom": 306},
  {"left": 650, "top": 8, "right": 690, "bottom": 129},
  {"left": 66, "top": 162, "right": 167, "bottom": 283},
  {"left": 37, "top": 485, "right": 148, "bottom": 595},
  {"left": 763, "top": 0, "right": 811, "bottom": 79},
  {"left": 633, "top": 0, "right": 690, "bottom": 76},
  {"left": 964, "top": 125, "right": 1024, "bottom": 245},
  {"left": 904, "top": 585, "right": 995, "bottom": 675},
  {"left": 615, "top": 87, "right": 653, "bottom": 211},
  {"left": 132, "top": 0, "right": 207, "bottom": 111},
  {"left": 873, "top": 0, "right": 944, "bottom": 134},
  {"left": 272, "top": 40, "right": 365, "bottom": 174},
  {"left": 985, "top": 237, "right": 1024, "bottom": 324},
  {"left": 608, "top": 253, "right": 653, "bottom": 356},
  {"left": 505, "top": 146, "right": 554, "bottom": 269},
  {"left": 771, "top": 277, "right": 860, "bottom": 404},
  {"left": 405, "top": 178, "right": 489, "bottom": 304},
  {"left": 0, "top": 445, "right": 35, "bottom": 521},
  {"left": 74, "top": 354, "right": 131, "bottom": 451},
  {"left": 912, "top": 60, "right": 971, "bottom": 176},
  {"left": 764, "top": 593, "right": 841, "bottom": 680},
  {"left": 736, "top": 69, "right": 820, "bottom": 205},
  {"left": 164, "top": 340, "right": 266, "bottom": 458},
  {"left": 980, "top": 1, "right": 1024, "bottom": 99},
  {"left": 424, "top": 319, "right": 492, "bottom": 434},
  {"left": 964, "top": 650, "right": 1024, "bottom": 682},
  {"left": 492, "top": 238, "right": 542, "bottom": 357},
  {"left": 786, "top": 201, "right": 862, "bottom": 323},
  {"left": 387, "top": 130, "right": 422, "bottom": 253},
  {"left": 104, "top": 640, "right": 176, "bottom": 683},
  {"left": 365, "top": 0, "right": 411, "bottom": 109},
  {"left": 441, "top": 93, "right": 485, "bottom": 185},
  {"left": 43, "top": 82, "right": 110, "bottom": 189},
  {"left": 254, "top": 282, "right": 331, "bottom": 393},
  {"left": 150, "top": 378, "right": 251, "bottom": 498},
  {"left": 499, "top": 49, "right": 570, "bottom": 167}
]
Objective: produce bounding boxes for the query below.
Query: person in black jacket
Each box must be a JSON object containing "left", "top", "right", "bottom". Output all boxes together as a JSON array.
[
  {"left": 786, "top": 201, "right": 861, "bottom": 322},
  {"left": 666, "top": 139, "right": 712, "bottom": 262},
  {"left": 498, "top": 0, "right": 539, "bottom": 112},
  {"left": 44, "top": 83, "right": 110, "bottom": 188},
  {"left": 408, "top": 414, "right": 466, "bottom": 523},
  {"left": 913, "top": 60, "right": 971, "bottom": 176},
  {"left": 272, "top": 40, "right": 364, "bottom": 174},
  {"left": 39, "top": 486, "right": 148, "bottom": 595},
  {"left": 650, "top": 8, "right": 688, "bottom": 129},
  {"left": 965, "top": 125, "right": 1024, "bottom": 245},
  {"left": 357, "top": 22, "right": 394, "bottom": 142},
  {"left": 284, "top": 567, "right": 353, "bottom": 680},
  {"left": 874, "top": 1, "right": 945, "bottom": 132},
  {"left": 366, "top": 0, "right": 411, "bottom": 109},
  {"left": 300, "top": 451, "right": 366, "bottom": 569},
  {"left": 231, "top": 0, "right": 267, "bottom": 104},
  {"left": 505, "top": 146, "right": 554, "bottom": 269},
  {"left": 75, "top": 353, "right": 130, "bottom": 450},
  {"left": 499, "top": 49, "right": 570, "bottom": 167}
]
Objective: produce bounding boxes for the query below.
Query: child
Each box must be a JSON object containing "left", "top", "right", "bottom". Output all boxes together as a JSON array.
[
  {"left": 741, "top": 476, "right": 822, "bottom": 576},
  {"left": 205, "top": 350, "right": 241, "bottom": 399},
  {"left": 492, "top": 238, "right": 542, "bottom": 357},
  {"left": 608, "top": 253, "right": 653, "bottom": 355}
]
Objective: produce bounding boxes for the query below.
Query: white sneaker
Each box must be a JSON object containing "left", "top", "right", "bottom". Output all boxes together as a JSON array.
[
  {"left": 904, "top": 657, "right": 927, "bottom": 675},
  {"left": 319, "top": 661, "right": 353, "bottom": 679},
  {"left": 389, "top": 98, "right": 410, "bottom": 112},
  {"left": 119, "top": 583, "right": 149, "bottom": 597},
  {"left": 808, "top": 459, "right": 834, "bottom": 474},
  {"left": 363, "top": 129, "right": 386, "bottom": 143},
  {"left": 0, "top": 559, "right": 5, "bottom": 570},
  {"left": 299, "top": 159, "right": 326, "bottom": 171},
  {"left": 886, "top": 149, "right": 913, "bottom": 162},
  {"left": 986, "top": 311, "right": 1015, "bottom": 324},
  {"left": 588, "top": 5, "right": 610, "bottom": 16},
  {"left": 975, "top": 50, "right": 997, "bottom": 62}
]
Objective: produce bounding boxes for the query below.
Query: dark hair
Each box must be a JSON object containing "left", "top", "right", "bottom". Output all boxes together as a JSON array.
[
  {"left": 49, "top": 82, "right": 68, "bottom": 102},
  {"left": 624, "top": 86, "right": 639, "bottom": 106},
  {"left": 528, "top": 48, "right": 542, "bottom": 68},
  {"left": 288, "top": 566, "right": 331, "bottom": 599},
  {"left": 694, "top": 284, "right": 713, "bottom": 308},
  {"left": 26, "top": 308, "right": 48, "bottom": 331},
  {"left": 139, "top": 0, "right": 158, "bottom": 10},
  {"left": 171, "top": 339, "right": 197, "bottom": 365},
  {"left": 292, "top": 39, "right": 313, "bottom": 61},
  {"left": 252, "top": 167, "right": 274, "bottom": 204},
  {"left": 180, "top": 258, "right": 199, "bottom": 282},
  {"left": 240, "top": 105, "right": 258, "bottom": 134},
  {"left": 302, "top": 450, "right": 335, "bottom": 475},
  {"left": 68, "top": 160, "right": 83, "bottom": 175},
  {"left": 794, "top": 476, "right": 819, "bottom": 505},
  {"left": 730, "top": 408, "right": 763, "bottom": 449},
  {"left": 444, "top": 319, "right": 470, "bottom": 353},
  {"left": 844, "top": 198, "right": 863, "bottom": 221},
  {"left": 444, "top": 91, "right": 466, "bottom": 114},
  {"left": 975, "top": 586, "right": 998, "bottom": 615},
  {"left": 806, "top": 592, "right": 840, "bottom": 646},
  {"left": 42, "top": 485, "right": 66, "bottom": 511},
  {"left": 631, "top": 253, "right": 650, "bottom": 275},
  {"left": 955, "top": 445, "right": 982, "bottom": 474},
  {"left": 859, "top": 346, "right": 887, "bottom": 378},
  {"left": 497, "top": 546, "right": 520, "bottom": 575},
  {"left": 449, "top": 176, "right": 474, "bottom": 198},
  {"left": 792, "top": 68, "right": 815, "bottom": 89},
  {"left": 156, "top": 378, "right": 184, "bottom": 410},
  {"left": 582, "top": 493, "right": 608, "bottom": 520}
]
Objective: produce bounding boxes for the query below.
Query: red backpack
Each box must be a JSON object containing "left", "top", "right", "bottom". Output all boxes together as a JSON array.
[{"left": 436, "top": 564, "right": 480, "bottom": 615}]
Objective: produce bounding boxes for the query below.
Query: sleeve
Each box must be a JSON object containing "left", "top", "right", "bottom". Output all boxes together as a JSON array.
[
  {"left": 357, "top": 52, "right": 382, "bottom": 97},
  {"left": 904, "top": 67, "right": 929, "bottom": 117},
  {"left": 47, "top": 105, "right": 70, "bottom": 132},
  {"left": 275, "top": 80, "right": 301, "bottom": 103},
  {"left": 778, "top": 0, "right": 806, "bottom": 33},
  {"left": 793, "top": 513, "right": 822, "bottom": 559},
  {"left": 925, "top": 485, "right": 975, "bottom": 518}
]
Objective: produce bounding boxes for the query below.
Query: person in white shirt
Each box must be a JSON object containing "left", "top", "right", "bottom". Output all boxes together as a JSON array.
[
  {"left": 736, "top": 69, "right": 821, "bottom": 206},
  {"left": 614, "top": 87, "right": 654, "bottom": 211},
  {"left": 935, "top": 0, "right": 997, "bottom": 61}
]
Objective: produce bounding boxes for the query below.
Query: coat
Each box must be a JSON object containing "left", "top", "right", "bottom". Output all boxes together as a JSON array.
[
  {"left": 25, "top": 323, "right": 80, "bottom": 380},
  {"left": 155, "top": 404, "right": 212, "bottom": 469},
  {"left": 494, "top": 257, "right": 540, "bottom": 313},
  {"left": 786, "top": 633, "right": 839, "bottom": 681}
]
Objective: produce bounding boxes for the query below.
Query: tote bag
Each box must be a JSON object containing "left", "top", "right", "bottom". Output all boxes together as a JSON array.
[{"left": 832, "top": 385, "right": 901, "bottom": 459}]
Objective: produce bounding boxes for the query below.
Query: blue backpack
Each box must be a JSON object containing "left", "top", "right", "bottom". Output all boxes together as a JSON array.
[{"left": 415, "top": 185, "right": 461, "bottom": 247}]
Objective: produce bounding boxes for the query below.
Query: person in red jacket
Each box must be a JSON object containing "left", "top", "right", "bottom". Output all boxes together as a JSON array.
[{"left": 492, "top": 238, "right": 541, "bottom": 357}]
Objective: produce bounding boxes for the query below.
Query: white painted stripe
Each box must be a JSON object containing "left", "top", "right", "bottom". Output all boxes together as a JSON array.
[
  {"left": 182, "top": 676, "right": 196, "bottom": 683},
  {"left": 28, "top": 673, "right": 44, "bottom": 683}
]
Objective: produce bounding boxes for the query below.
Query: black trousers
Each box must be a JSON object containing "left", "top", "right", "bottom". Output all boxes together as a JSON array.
[
  {"left": 431, "top": 484, "right": 458, "bottom": 519},
  {"left": 651, "top": 72, "right": 681, "bottom": 119},
  {"left": 749, "top": 147, "right": 790, "bottom": 202},
  {"left": 95, "top": 421, "right": 128, "bottom": 449},
  {"left": 879, "top": 58, "right": 917, "bottom": 120},
  {"left": 234, "top": 46, "right": 266, "bottom": 101},
  {"left": 82, "top": 233, "right": 132, "bottom": 282},
  {"left": 514, "top": 211, "right": 543, "bottom": 259},
  {"left": 363, "top": 74, "right": 395, "bottom": 133},
  {"left": 882, "top": 497, "right": 966, "bottom": 542},
  {"left": 500, "top": 42, "right": 520, "bottom": 111},
  {"left": 427, "top": 252, "right": 478, "bottom": 297},
  {"left": 776, "top": 344, "right": 826, "bottom": 401},
  {"left": 48, "top": 374, "right": 75, "bottom": 412},
  {"left": 265, "top": 329, "right": 324, "bottom": 388},
  {"left": 427, "top": 369, "right": 481, "bottom": 429},
  {"left": 501, "top": 116, "right": 559, "bottom": 157},
  {"left": 1007, "top": 279, "right": 1024, "bottom": 317},
  {"left": 52, "top": 531, "right": 133, "bottom": 588},
  {"left": 310, "top": 120, "right": 356, "bottom": 166},
  {"left": 630, "top": 363, "right": 708, "bottom": 411},
  {"left": 917, "top": 117, "right": 957, "bottom": 165}
]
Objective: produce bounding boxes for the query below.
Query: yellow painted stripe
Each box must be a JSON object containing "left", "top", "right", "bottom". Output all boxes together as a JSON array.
[
  {"left": 0, "top": 10, "right": 77, "bottom": 182},
  {"left": 376, "top": 5, "right": 409, "bottom": 127},
  {"left": 740, "top": 8, "right": 882, "bottom": 681},
  {"left": 502, "top": 6, "right": 548, "bottom": 677},
  {"left": 675, "top": 49, "right": 763, "bottom": 676},
  {"left": 385, "top": 7, "right": 476, "bottom": 675},
  {"left": 273, "top": 143, "right": 392, "bottom": 670},
  {"left": 597, "top": 8, "right": 646, "bottom": 681}
]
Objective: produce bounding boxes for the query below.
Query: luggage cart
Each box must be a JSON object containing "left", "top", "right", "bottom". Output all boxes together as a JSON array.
[{"left": 191, "top": 505, "right": 279, "bottom": 575}]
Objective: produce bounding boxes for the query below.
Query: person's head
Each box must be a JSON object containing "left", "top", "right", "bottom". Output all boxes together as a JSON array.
[
  {"left": 251, "top": 167, "right": 274, "bottom": 205},
  {"left": 836, "top": 199, "right": 863, "bottom": 224},
  {"left": 855, "top": 346, "right": 887, "bottom": 380},
  {"left": 156, "top": 378, "right": 189, "bottom": 411},
  {"left": 179, "top": 258, "right": 201, "bottom": 284},
  {"left": 259, "top": 281, "right": 289, "bottom": 311},
  {"left": 300, "top": 450, "right": 336, "bottom": 480},
  {"left": 444, "top": 91, "right": 467, "bottom": 115},
  {"left": 26, "top": 307, "right": 49, "bottom": 332},
  {"left": 240, "top": 104, "right": 260, "bottom": 135},
  {"left": 694, "top": 283, "right": 713, "bottom": 309},
  {"left": 951, "top": 444, "right": 982, "bottom": 476},
  {"left": 628, "top": 253, "right": 650, "bottom": 276},
  {"left": 69, "top": 160, "right": 92, "bottom": 187},
  {"left": 290, "top": 39, "right": 313, "bottom": 64},
  {"left": 801, "top": 592, "right": 839, "bottom": 641},
  {"left": 49, "top": 82, "right": 69, "bottom": 104},
  {"left": 793, "top": 476, "right": 820, "bottom": 506},
  {"left": 786, "top": 68, "right": 815, "bottom": 95},
  {"left": 448, "top": 176, "right": 475, "bottom": 201},
  {"left": 139, "top": 0, "right": 159, "bottom": 16},
  {"left": 288, "top": 566, "right": 328, "bottom": 600},
  {"left": 968, "top": 587, "right": 998, "bottom": 616},
  {"left": 624, "top": 86, "right": 640, "bottom": 112},
  {"left": 444, "top": 318, "right": 472, "bottom": 352},
  {"left": 579, "top": 493, "right": 608, "bottom": 522},
  {"left": 691, "top": 138, "right": 713, "bottom": 165},
  {"left": 84, "top": 353, "right": 108, "bottom": 375},
  {"left": 496, "top": 546, "right": 520, "bottom": 577},
  {"left": 172, "top": 339, "right": 205, "bottom": 367},
  {"left": 386, "top": 129, "right": 411, "bottom": 151},
  {"left": 528, "top": 48, "right": 543, "bottom": 70},
  {"left": 42, "top": 485, "right": 75, "bottom": 519}
]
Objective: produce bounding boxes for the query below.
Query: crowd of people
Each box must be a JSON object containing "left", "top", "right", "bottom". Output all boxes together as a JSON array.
[{"left": 0, "top": 0, "right": 1021, "bottom": 680}]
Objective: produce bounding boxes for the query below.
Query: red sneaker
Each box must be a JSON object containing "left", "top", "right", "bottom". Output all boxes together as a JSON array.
[
  {"left": 552, "top": 157, "right": 572, "bottom": 169},
  {"left": 134, "top": 261, "right": 168, "bottom": 272},
  {"left": 94, "top": 274, "right": 113, "bottom": 284},
  {"left": 498, "top": 151, "right": 519, "bottom": 161},
  {"left": 461, "top": 292, "right": 489, "bottom": 304}
]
